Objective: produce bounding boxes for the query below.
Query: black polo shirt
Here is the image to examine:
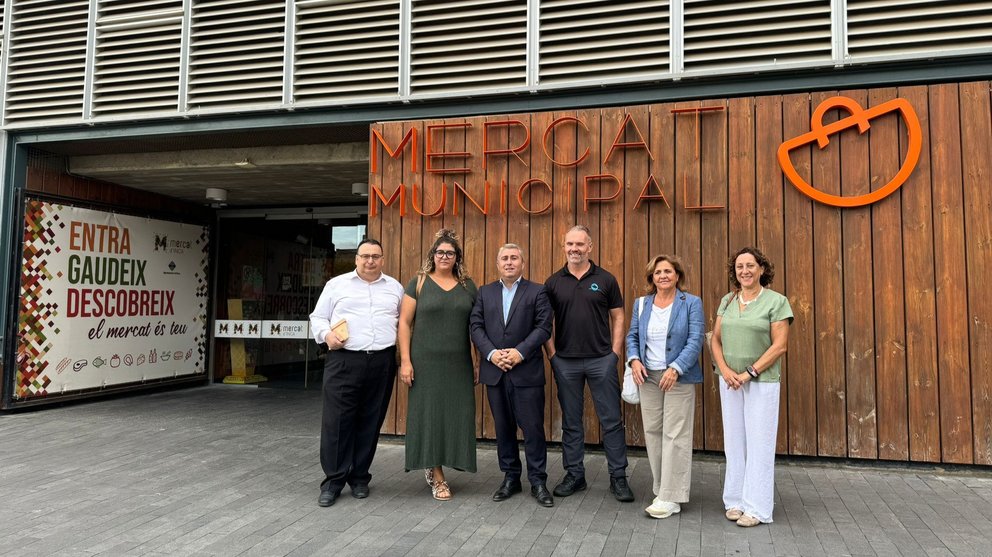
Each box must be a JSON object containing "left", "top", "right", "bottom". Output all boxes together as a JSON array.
[{"left": 544, "top": 261, "right": 623, "bottom": 358}]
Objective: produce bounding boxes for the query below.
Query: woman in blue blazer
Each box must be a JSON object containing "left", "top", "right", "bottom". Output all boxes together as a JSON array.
[{"left": 625, "top": 254, "right": 705, "bottom": 519}]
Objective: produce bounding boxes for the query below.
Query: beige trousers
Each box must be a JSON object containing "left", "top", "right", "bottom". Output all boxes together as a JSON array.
[{"left": 638, "top": 371, "right": 696, "bottom": 502}]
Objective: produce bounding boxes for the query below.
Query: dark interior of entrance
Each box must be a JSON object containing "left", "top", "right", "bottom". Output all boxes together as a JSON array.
[
  {"left": 13, "top": 123, "right": 371, "bottom": 402},
  {"left": 213, "top": 215, "right": 366, "bottom": 389}
]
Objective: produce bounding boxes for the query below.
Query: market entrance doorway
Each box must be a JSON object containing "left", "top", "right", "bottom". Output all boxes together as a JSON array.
[{"left": 213, "top": 207, "right": 366, "bottom": 389}]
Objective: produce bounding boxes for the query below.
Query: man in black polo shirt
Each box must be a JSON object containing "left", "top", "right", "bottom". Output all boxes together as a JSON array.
[{"left": 544, "top": 225, "right": 634, "bottom": 502}]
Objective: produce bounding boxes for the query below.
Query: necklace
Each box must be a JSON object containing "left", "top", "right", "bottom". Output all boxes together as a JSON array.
[{"left": 740, "top": 287, "right": 763, "bottom": 306}]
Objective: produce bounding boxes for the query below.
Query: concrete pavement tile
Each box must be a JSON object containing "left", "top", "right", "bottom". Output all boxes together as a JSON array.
[{"left": 5, "top": 387, "right": 992, "bottom": 557}]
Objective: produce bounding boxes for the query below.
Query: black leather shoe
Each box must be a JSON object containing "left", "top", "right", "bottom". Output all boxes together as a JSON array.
[
  {"left": 492, "top": 477, "right": 522, "bottom": 501},
  {"left": 318, "top": 489, "right": 339, "bottom": 507},
  {"left": 531, "top": 484, "right": 554, "bottom": 507},
  {"left": 351, "top": 484, "right": 369, "bottom": 499},
  {"left": 553, "top": 474, "right": 587, "bottom": 497},
  {"left": 610, "top": 476, "right": 635, "bottom": 502}
]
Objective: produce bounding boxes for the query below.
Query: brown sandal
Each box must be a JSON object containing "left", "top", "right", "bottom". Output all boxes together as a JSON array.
[
  {"left": 425, "top": 468, "right": 435, "bottom": 487},
  {"left": 432, "top": 480, "right": 452, "bottom": 501}
]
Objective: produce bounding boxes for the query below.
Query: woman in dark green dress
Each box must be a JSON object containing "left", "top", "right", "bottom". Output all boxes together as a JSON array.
[{"left": 398, "top": 229, "right": 479, "bottom": 501}]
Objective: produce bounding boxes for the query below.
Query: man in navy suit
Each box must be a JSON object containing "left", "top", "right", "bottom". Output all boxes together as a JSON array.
[{"left": 470, "top": 243, "right": 554, "bottom": 507}]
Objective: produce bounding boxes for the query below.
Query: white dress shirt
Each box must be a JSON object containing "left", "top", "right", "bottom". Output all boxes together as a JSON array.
[{"left": 309, "top": 269, "right": 404, "bottom": 351}]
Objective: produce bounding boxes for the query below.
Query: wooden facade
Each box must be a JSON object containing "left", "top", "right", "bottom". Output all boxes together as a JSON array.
[{"left": 369, "top": 81, "right": 992, "bottom": 466}]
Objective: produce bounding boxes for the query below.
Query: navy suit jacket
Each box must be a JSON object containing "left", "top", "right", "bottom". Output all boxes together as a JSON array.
[{"left": 470, "top": 278, "right": 553, "bottom": 387}]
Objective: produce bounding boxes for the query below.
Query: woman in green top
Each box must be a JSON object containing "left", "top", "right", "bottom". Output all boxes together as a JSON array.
[
  {"left": 711, "top": 247, "right": 793, "bottom": 527},
  {"left": 398, "top": 229, "right": 479, "bottom": 501}
]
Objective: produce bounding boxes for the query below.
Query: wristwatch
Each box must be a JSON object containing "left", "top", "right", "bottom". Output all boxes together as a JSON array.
[{"left": 746, "top": 365, "right": 759, "bottom": 378}]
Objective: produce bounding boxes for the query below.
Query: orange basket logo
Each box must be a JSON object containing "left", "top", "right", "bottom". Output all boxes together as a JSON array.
[{"left": 777, "top": 96, "right": 922, "bottom": 207}]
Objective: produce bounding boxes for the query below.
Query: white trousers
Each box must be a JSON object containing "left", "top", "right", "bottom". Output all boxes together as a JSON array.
[
  {"left": 638, "top": 374, "right": 695, "bottom": 502},
  {"left": 719, "top": 380, "right": 780, "bottom": 523}
]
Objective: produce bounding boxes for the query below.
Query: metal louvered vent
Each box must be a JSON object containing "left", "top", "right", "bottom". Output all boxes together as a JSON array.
[
  {"left": 188, "top": 0, "right": 285, "bottom": 110},
  {"left": 848, "top": 0, "right": 992, "bottom": 58},
  {"left": 410, "top": 0, "right": 527, "bottom": 95},
  {"left": 539, "top": 0, "right": 669, "bottom": 85},
  {"left": 4, "top": 0, "right": 89, "bottom": 124},
  {"left": 683, "top": 0, "right": 832, "bottom": 72},
  {"left": 93, "top": 0, "right": 183, "bottom": 117},
  {"left": 294, "top": 0, "right": 400, "bottom": 104}
]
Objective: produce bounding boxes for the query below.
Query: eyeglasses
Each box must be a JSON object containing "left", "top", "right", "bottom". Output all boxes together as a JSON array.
[
  {"left": 434, "top": 250, "right": 457, "bottom": 259},
  {"left": 357, "top": 254, "right": 383, "bottom": 261}
]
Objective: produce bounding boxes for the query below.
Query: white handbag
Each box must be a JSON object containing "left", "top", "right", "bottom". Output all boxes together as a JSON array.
[{"left": 621, "top": 297, "right": 648, "bottom": 405}]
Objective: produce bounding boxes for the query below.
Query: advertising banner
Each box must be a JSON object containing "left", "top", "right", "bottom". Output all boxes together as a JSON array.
[{"left": 15, "top": 199, "right": 210, "bottom": 399}]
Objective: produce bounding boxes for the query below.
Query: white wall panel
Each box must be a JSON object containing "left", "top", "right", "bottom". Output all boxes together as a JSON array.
[
  {"left": 294, "top": 0, "right": 400, "bottom": 104},
  {"left": 187, "top": 0, "right": 284, "bottom": 110},
  {"left": 0, "top": 0, "right": 990, "bottom": 127},
  {"left": 410, "top": 0, "right": 527, "bottom": 95},
  {"left": 539, "top": 0, "right": 669, "bottom": 85},
  {"left": 848, "top": 0, "right": 992, "bottom": 58},
  {"left": 4, "top": 0, "right": 89, "bottom": 124},
  {"left": 683, "top": 0, "right": 832, "bottom": 72},
  {"left": 93, "top": 0, "right": 183, "bottom": 116}
]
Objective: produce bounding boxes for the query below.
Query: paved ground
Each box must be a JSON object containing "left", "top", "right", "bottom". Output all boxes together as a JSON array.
[{"left": 1, "top": 385, "right": 991, "bottom": 557}]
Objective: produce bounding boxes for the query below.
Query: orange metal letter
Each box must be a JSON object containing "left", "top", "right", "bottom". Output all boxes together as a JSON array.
[
  {"left": 426, "top": 123, "right": 472, "bottom": 174},
  {"left": 483, "top": 120, "right": 531, "bottom": 169},
  {"left": 410, "top": 183, "right": 446, "bottom": 217},
  {"left": 498, "top": 179, "right": 508, "bottom": 214},
  {"left": 369, "top": 184, "right": 407, "bottom": 217},
  {"left": 370, "top": 128, "right": 417, "bottom": 173},
  {"left": 516, "top": 179, "right": 553, "bottom": 215},
  {"left": 682, "top": 174, "right": 724, "bottom": 211},
  {"left": 634, "top": 175, "right": 671, "bottom": 210},
  {"left": 583, "top": 174, "right": 622, "bottom": 211},
  {"left": 778, "top": 96, "right": 922, "bottom": 207},
  {"left": 452, "top": 181, "right": 490, "bottom": 216},
  {"left": 672, "top": 105, "right": 726, "bottom": 211},
  {"left": 604, "top": 113, "right": 654, "bottom": 163},
  {"left": 542, "top": 116, "right": 590, "bottom": 167}
]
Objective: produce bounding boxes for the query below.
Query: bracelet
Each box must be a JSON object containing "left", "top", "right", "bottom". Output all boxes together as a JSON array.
[{"left": 746, "top": 365, "right": 759, "bottom": 378}]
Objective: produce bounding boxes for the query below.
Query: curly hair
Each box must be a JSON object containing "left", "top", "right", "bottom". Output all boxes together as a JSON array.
[
  {"left": 644, "top": 254, "right": 686, "bottom": 293},
  {"left": 728, "top": 246, "right": 775, "bottom": 290},
  {"left": 421, "top": 228, "right": 471, "bottom": 284}
]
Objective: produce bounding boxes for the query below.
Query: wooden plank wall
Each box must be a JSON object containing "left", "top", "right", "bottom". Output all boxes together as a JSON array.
[{"left": 370, "top": 81, "right": 992, "bottom": 465}]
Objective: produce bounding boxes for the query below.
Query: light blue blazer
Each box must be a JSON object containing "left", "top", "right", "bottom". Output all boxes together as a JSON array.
[{"left": 625, "top": 289, "right": 705, "bottom": 384}]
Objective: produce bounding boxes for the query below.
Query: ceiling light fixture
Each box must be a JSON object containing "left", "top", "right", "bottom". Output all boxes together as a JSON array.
[{"left": 205, "top": 187, "right": 228, "bottom": 202}]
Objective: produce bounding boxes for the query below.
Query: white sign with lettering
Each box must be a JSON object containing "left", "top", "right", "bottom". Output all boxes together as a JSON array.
[
  {"left": 214, "top": 320, "right": 262, "bottom": 338},
  {"left": 261, "top": 320, "right": 310, "bottom": 339}
]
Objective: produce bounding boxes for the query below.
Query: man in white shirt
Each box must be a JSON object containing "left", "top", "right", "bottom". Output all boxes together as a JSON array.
[{"left": 309, "top": 238, "right": 404, "bottom": 507}]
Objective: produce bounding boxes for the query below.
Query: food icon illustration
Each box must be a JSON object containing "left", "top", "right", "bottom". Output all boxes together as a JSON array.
[
  {"left": 123, "top": 354, "right": 134, "bottom": 366},
  {"left": 56, "top": 358, "right": 72, "bottom": 374},
  {"left": 185, "top": 349, "right": 193, "bottom": 361},
  {"left": 778, "top": 96, "right": 922, "bottom": 207},
  {"left": 149, "top": 349, "right": 157, "bottom": 364},
  {"left": 136, "top": 354, "right": 146, "bottom": 366},
  {"left": 173, "top": 350, "right": 184, "bottom": 360},
  {"left": 93, "top": 356, "right": 107, "bottom": 368},
  {"left": 73, "top": 359, "right": 88, "bottom": 372},
  {"left": 160, "top": 350, "right": 171, "bottom": 361},
  {"left": 110, "top": 354, "right": 121, "bottom": 368}
]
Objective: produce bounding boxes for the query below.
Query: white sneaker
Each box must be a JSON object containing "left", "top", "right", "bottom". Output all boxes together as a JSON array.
[{"left": 645, "top": 498, "right": 681, "bottom": 519}]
